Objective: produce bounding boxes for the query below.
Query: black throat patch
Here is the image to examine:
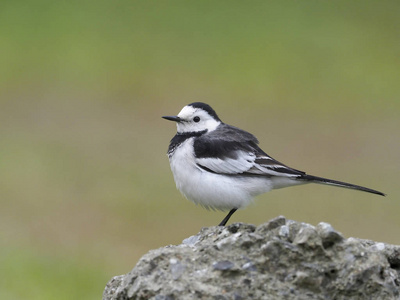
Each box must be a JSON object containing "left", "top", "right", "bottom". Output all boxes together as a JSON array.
[{"left": 168, "top": 130, "right": 207, "bottom": 156}]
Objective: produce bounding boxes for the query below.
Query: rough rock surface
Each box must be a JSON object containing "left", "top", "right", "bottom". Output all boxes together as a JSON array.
[{"left": 103, "top": 216, "right": 400, "bottom": 300}]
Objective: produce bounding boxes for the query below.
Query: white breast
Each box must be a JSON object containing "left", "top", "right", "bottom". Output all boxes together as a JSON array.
[{"left": 168, "top": 138, "right": 274, "bottom": 211}]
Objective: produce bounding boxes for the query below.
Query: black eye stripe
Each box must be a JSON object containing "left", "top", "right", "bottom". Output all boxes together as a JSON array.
[{"left": 193, "top": 116, "right": 200, "bottom": 122}]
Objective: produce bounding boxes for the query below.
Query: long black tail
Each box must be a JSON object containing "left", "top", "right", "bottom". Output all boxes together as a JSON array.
[{"left": 300, "top": 174, "right": 385, "bottom": 196}]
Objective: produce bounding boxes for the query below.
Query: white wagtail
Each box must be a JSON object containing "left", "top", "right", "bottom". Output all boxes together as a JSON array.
[{"left": 163, "top": 102, "right": 385, "bottom": 226}]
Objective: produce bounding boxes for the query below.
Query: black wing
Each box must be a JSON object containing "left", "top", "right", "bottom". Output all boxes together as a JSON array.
[{"left": 194, "top": 124, "right": 305, "bottom": 177}]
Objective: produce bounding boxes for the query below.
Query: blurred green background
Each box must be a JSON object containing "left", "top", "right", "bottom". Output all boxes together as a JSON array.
[{"left": 1, "top": 1, "right": 399, "bottom": 299}]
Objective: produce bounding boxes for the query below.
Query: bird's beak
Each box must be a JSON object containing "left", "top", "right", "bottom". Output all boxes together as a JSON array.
[{"left": 162, "top": 115, "right": 182, "bottom": 122}]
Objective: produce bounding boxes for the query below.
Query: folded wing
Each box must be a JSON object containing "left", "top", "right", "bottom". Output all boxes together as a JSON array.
[{"left": 194, "top": 124, "right": 305, "bottom": 178}]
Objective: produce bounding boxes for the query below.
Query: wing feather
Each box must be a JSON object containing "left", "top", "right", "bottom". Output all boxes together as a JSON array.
[{"left": 194, "top": 124, "right": 305, "bottom": 177}]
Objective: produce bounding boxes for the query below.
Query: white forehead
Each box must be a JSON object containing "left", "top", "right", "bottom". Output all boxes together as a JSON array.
[
  {"left": 175, "top": 104, "right": 220, "bottom": 133},
  {"left": 177, "top": 105, "right": 198, "bottom": 119}
]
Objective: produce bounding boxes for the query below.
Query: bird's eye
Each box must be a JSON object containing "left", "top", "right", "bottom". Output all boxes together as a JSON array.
[{"left": 193, "top": 116, "right": 200, "bottom": 123}]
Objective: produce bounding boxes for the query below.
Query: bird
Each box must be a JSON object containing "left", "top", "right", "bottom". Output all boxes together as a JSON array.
[{"left": 162, "top": 102, "right": 385, "bottom": 226}]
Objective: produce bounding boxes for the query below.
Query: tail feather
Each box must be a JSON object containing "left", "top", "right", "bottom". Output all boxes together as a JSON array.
[{"left": 300, "top": 174, "right": 385, "bottom": 196}]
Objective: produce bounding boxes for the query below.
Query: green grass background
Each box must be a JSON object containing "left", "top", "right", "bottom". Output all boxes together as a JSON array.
[{"left": 1, "top": 1, "right": 399, "bottom": 299}]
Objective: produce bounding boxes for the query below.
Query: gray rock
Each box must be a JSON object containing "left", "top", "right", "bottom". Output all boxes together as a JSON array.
[{"left": 103, "top": 216, "right": 400, "bottom": 300}]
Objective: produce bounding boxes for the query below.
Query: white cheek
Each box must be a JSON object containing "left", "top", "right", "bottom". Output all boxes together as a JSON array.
[
  {"left": 204, "top": 120, "right": 219, "bottom": 132},
  {"left": 176, "top": 123, "right": 192, "bottom": 133},
  {"left": 176, "top": 119, "right": 220, "bottom": 133},
  {"left": 177, "top": 122, "right": 201, "bottom": 133}
]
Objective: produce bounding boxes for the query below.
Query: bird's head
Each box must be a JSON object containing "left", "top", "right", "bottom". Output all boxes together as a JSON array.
[{"left": 163, "top": 102, "right": 221, "bottom": 134}]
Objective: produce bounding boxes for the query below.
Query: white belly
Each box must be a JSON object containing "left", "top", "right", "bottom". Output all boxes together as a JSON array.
[{"left": 168, "top": 139, "right": 274, "bottom": 211}]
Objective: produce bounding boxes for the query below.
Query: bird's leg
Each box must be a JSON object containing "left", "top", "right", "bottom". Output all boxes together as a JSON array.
[{"left": 218, "top": 208, "right": 238, "bottom": 226}]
